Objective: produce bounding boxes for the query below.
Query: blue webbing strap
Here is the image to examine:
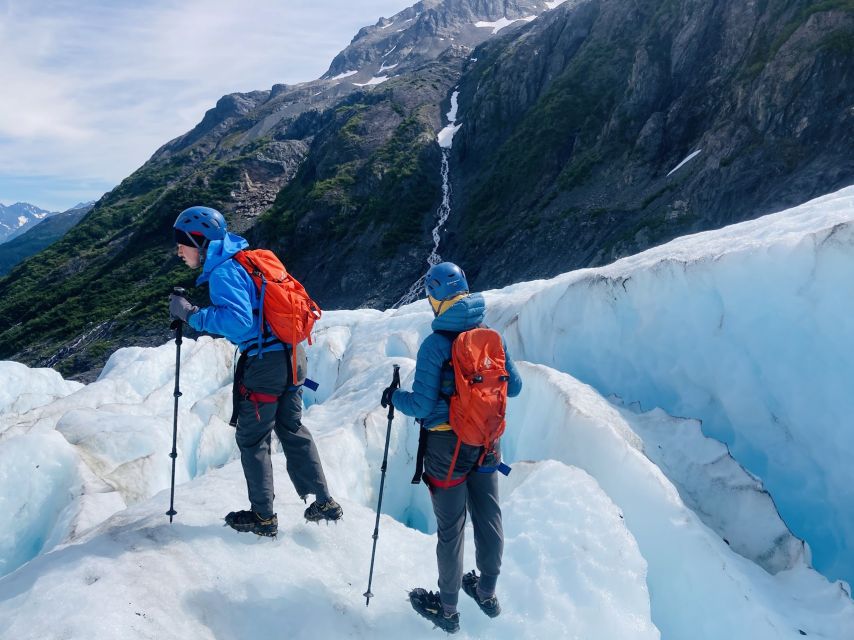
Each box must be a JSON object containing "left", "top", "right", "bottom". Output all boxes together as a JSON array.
[
  {"left": 256, "top": 275, "right": 267, "bottom": 359},
  {"left": 476, "top": 462, "right": 512, "bottom": 476}
]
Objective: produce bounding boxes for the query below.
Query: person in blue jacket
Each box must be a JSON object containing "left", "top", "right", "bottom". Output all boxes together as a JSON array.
[
  {"left": 382, "top": 262, "right": 522, "bottom": 634},
  {"left": 168, "top": 206, "right": 342, "bottom": 537}
]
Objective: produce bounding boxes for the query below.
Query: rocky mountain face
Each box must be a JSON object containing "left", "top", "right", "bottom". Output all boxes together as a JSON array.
[
  {"left": 0, "top": 0, "right": 559, "bottom": 379},
  {"left": 0, "top": 0, "right": 851, "bottom": 380},
  {"left": 446, "top": 0, "right": 854, "bottom": 286},
  {"left": 0, "top": 203, "right": 93, "bottom": 275},
  {"left": 0, "top": 202, "right": 56, "bottom": 244}
]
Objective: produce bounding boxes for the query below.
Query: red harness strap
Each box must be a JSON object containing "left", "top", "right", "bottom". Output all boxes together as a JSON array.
[
  {"left": 423, "top": 472, "right": 467, "bottom": 490},
  {"left": 238, "top": 383, "right": 279, "bottom": 421},
  {"left": 443, "top": 436, "right": 463, "bottom": 485},
  {"left": 426, "top": 436, "right": 496, "bottom": 490}
]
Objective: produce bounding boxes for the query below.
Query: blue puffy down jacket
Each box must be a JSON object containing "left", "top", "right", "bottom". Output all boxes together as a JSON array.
[
  {"left": 392, "top": 293, "right": 522, "bottom": 429},
  {"left": 187, "top": 232, "right": 284, "bottom": 356}
]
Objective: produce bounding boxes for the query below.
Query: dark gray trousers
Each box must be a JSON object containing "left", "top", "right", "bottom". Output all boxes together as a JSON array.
[
  {"left": 424, "top": 430, "right": 504, "bottom": 608},
  {"left": 236, "top": 349, "right": 330, "bottom": 518}
]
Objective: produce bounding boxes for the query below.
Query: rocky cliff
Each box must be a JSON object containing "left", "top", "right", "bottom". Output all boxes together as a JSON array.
[{"left": 447, "top": 0, "right": 854, "bottom": 286}]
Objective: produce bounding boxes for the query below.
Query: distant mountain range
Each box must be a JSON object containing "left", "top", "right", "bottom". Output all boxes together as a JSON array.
[
  {"left": 0, "top": 202, "right": 94, "bottom": 275},
  {"left": 0, "top": 202, "right": 57, "bottom": 244}
]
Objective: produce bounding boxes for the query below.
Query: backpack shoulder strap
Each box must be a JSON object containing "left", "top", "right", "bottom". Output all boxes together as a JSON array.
[
  {"left": 433, "top": 329, "right": 460, "bottom": 341},
  {"left": 433, "top": 329, "right": 460, "bottom": 401}
]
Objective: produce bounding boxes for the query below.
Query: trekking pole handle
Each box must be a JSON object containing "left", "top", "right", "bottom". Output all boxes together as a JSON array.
[
  {"left": 170, "top": 287, "right": 189, "bottom": 331},
  {"left": 387, "top": 365, "right": 400, "bottom": 420}
]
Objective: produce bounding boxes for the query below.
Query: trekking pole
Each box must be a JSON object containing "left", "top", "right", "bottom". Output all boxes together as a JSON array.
[
  {"left": 166, "top": 287, "right": 187, "bottom": 523},
  {"left": 364, "top": 364, "right": 401, "bottom": 606}
]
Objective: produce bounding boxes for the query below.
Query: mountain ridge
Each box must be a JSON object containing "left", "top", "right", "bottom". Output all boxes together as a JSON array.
[
  {"left": 0, "top": 203, "right": 94, "bottom": 275},
  {"left": 0, "top": 202, "right": 58, "bottom": 244}
]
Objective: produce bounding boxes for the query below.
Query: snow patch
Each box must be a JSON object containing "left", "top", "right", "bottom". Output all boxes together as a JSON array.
[
  {"left": 353, "top": 76, "right": 389, "bottom": 87},
  {"left": 446, "top": 89, "right": 460, "bottom": 122},
  {"left": 437, "top": 123, "right": 462, "bottom": 148},
  {"left": 666, "top": 149, "right": 702, "bottom": 176},
  {"left": 437, "top": 90, "right": 462, "bottom": 149},
  {"left": 329, "top": 70, "right": 358, "bottom": 81},
  {"left": 474, "top": 16, "right": 537, "bottom": 35}
]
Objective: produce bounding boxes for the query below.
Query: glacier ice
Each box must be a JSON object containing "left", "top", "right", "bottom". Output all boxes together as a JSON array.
[
  {"left": 2, "top": 186, "right": 854, "bottom": 637},
  {"left": 485, "top": 185, "right": 854, "bottom": 585}
]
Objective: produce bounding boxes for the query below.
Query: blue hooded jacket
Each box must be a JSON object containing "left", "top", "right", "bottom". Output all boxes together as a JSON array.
[
  {"left": 187, "top": 232, "right": 285, "bottom": 356},
  {"left": 392, "top": 293, "right": 522, "bottom": 429}
]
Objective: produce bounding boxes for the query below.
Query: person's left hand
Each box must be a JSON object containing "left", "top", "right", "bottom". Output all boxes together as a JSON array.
[
  {"left": 380, "top": 386, "right": 395, "bottom": 408},
  {"left": 169, "top": 293, "right": 198, "bottom": 323}
]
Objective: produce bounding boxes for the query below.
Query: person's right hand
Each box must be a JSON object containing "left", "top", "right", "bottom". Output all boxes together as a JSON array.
[
  {"left": 169, "top": 293, "right": 198, "bottom": 323},
  {"left": 380, "top": 386, "right": 395, "bottom": 408}
]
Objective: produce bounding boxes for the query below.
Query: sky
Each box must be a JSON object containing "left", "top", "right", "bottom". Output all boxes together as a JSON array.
[{"left": 0, "top": 0, "right": 416, "bottom": 212}]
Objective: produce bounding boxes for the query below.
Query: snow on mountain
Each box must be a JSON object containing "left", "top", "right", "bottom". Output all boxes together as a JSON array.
[
  {"left": 2, "top": 186, "right": 854, "bottom": 638},
  {"left": 353, "top": 75, "right": 390, "bottom": 87},
  {"left": 437, "top": 90, "right": 462, "bottom": 148},
  {"left": 330, "top": 70, "right": 359, "bottom": 81},
  {"left": 666, "top": 149, "right": 702, "bottom": 176},
  {"left": 0, "top": 202, "right": 57, "bottom": 244},
  {"left": 473, "top": 15, "right": 537, "bottom": 35}
]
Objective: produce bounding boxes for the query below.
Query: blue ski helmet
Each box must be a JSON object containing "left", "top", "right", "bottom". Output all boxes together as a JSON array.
[
  {"left": 424, "top": 262, "right": 468, "bottom": 301},
  {"left": 173, "top": 206, "right": 227, "bottom": 243}
]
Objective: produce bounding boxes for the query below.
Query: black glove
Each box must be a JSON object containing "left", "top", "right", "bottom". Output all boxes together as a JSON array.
[
  {"left": 380, "top": 386, "right": 395, "bottom": 409},
  {"left": 169, "top": 293, "right": 198, "bottom": 323}
]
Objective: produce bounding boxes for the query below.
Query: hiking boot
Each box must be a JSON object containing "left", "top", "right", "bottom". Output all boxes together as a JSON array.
[
  {"left": 304, "top": 498, "right": 343, "bottom": 523},
  {"left": 462, "top": 570, "right": 501, "bottom": 618},
  {"left": 408, "top": 588, "right": 460, "bottom": 634},
  {"left": 224, "top": 510, "right": 278, "bottom": 537}
]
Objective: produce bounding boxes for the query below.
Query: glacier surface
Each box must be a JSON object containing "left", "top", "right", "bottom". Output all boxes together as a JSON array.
[{"left": 2, "top": 186, "right": 854, "bottom": 638}]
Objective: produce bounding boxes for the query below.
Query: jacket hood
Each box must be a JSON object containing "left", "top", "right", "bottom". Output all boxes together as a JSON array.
[
  {"left": 196, "top": 232, "right": 248, "bottom": 285},
  {"left": 431, "top": 293, "right": 486, "bottom": 332}
]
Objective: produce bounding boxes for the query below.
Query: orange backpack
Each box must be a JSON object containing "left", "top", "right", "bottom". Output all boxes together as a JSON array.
[
  {"left": 233, "top": 249, "right": 321, "bottom": 382},
  {"left": 443, "top": 327, "right": 510, "bottom": 483}
]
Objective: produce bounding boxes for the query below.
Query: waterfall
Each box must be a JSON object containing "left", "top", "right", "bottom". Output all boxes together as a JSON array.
[{"left": 393, "top": 90, "right": 461, "bottom": 308}]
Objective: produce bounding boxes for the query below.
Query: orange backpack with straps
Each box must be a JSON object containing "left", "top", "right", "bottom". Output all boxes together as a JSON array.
[
  {"left": 443, "top": 328, "right": 509, "bottom": 482},
  {"left": 232, "top": 249, "right": 321, "bottom": 381}
]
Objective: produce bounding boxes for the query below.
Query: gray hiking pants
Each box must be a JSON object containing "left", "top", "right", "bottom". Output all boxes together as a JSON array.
[
  {"left": 236, "top": 349, "right": 330, "bottom": 518},
  {"left": 424, "top": 430, "right": 503, "bottom": 608}
]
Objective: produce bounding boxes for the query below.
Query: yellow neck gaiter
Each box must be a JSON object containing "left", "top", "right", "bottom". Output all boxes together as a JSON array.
[{"left": 428, "top": 293, "right": 468, "bottom": 317}]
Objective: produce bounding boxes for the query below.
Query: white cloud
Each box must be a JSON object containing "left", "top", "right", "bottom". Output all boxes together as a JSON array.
[{"left": 0, "top": 0, "right": 414, "bottom": 210}]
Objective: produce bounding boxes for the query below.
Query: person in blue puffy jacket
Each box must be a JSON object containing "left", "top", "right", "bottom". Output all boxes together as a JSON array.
[
  {"left": 168, "top": 206, "right": 342, "bottom": 536},
  {"left": 382, "top": 262, "right": 522, "bottom": 634}
]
